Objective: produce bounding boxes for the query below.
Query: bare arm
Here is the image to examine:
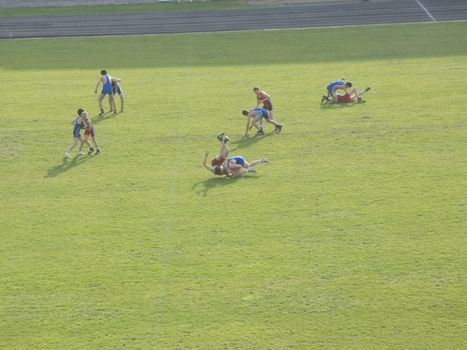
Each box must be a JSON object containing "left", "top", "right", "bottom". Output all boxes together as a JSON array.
[
  {"left": 111, "top": 77, "right": 122, "bottom": 83},
  {"left": 95, "top": 76, "right": 103, "bottom": 94},
  {"left": 244, "top": 117, "right": 252, "bottom": 137},
  {"left": 349, "top": 87, "right": 360, "bottom": 98},
  {"left": 203, "top": 151, "right": 214, "bottom": 173},
  {"left": 332, "top": 85, "right": 345, "bottom": 93},
  {"left": 231, "top": 167, "right": 247, "bottom": 177},
  {"left": 261, "top": 91, "right": 271, "bottom": 100}
]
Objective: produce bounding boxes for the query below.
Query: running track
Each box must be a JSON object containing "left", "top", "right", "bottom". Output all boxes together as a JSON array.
[{"left": 0, "top": 0, "right": 466, "bottom": 39}]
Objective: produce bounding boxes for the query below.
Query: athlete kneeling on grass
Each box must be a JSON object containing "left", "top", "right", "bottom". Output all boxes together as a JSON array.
[
  {"left": 323, "top": 82, "right": 371, "bottom": 104},
  {"left": 203, "top": 133, "right": 269, "bottom": 177},
  {"left": 242, "top": 107, "right": 283, "bottom": 137},
  {"left": 321, "top": 78, "right": 347, "bottom": 102}
]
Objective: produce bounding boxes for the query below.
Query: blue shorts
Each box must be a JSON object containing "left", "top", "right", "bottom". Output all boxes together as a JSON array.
[
  {"left": 254, "top": 108, "right": 270, "bottom": 121},
  {"left": 101, "top": 86, "right": 114, "bottom": 96},
  {"left": 228, "top": 156, "right": 245, "bottom": 166},
  {"left": 113, "top": 85, "right": 123, "bottom": 95}
]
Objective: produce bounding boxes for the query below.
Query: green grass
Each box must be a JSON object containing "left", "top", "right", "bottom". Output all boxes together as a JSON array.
[
  {"left": 0, "top": 1, "right": 274, "bottom": 17},
  {"left": 1, "top": 22, "right": 466, "bottom": 349}
]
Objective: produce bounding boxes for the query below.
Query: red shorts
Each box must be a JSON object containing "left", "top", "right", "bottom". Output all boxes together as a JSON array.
[
  {"left": 262, "top": 100, "right": 272, "bottom": 111},
  {"left": 337, "top": 94, "right": 352, "bottom": 103},
  {"left": 84, "top": 128, "right": 95, "bottom": 137},
  {"left": 211, "top": 157, "right": 226, "bottom": 166}
]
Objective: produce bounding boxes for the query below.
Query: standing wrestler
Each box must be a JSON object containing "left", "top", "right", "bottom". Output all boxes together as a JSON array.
[
  {"left": 64, "top": 108, "right": 91, "bottom": 158},
  {"left": 95, "top": 70, "right": 120, "bottom": 116},
  {"left": 78, "top": 111, "right": 100, "bottom": 155},
  {"left": 111, "top": 78, "right": 124, "bottom": 113},
  {"left": 253, "top": 86, "right": 275, "bottom": 119}
]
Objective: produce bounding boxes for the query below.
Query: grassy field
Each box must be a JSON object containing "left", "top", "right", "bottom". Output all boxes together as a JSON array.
[
  {"left": 0, "top": 1, "right": 273, "bottom": 17},
  {"left": 0, "top": 22, "right": 466, "bottom": 349}
]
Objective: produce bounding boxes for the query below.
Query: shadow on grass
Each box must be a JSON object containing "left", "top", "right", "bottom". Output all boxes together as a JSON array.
[
  {"left": 232, "top": 132, "right": 277, "bottom": 150},
  {"left": 91, "top": 111, "right": 123, "bottom": 125},
  {"left": 45, "top": 154, "right": 96, "bottom": 178},
  {"left": 319, "top": 102, "right": 356, "bottom": 110},
  {"left": 192, "top": 175, "right": 259, "bottom": 196}
]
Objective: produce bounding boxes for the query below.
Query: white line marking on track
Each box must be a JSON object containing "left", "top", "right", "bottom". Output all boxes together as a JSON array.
[{"left": 415, "top": 0, "right": 437, "bottom": 22}]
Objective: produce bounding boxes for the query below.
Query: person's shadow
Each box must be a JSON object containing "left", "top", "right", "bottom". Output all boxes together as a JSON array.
[
  {"left": 320, "top": 102, "right": 355, "bottom": 110},
  {"left": 192, "top": 175, "right": 259, "bottom": 196},
  {"left": 45, "top": 154, "right": 96, "bottom": 178},
  {"left": 233, "top": 132, "right": 276, "bottom": 150},
  {"left": 91, "top": 111, "right": 122, "bottom": 125}
]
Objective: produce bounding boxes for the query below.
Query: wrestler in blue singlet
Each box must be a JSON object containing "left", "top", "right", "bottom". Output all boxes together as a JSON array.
[
  {"left": 101, "top": 74, "right": 114, "bottom": 96},
  {"left": 251, "top": 107, "right": 270, "bottom": 121},
  {"left": 228, "top": 156, "right": 246, "bottom": 167},
  {"left": 326, "top": 80, "right": 345, "bottom": 94},
  {"left": 72, "top": 117, "right": 83, "bottom": 138}
]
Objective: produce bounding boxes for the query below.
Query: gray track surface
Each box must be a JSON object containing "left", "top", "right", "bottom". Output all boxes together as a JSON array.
[{"left": 0, "top": 0, "right": 466, "bottom": 39}]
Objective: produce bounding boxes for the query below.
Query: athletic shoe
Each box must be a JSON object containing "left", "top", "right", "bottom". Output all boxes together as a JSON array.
[
  {"left": 88, "top": 148, "right": 95, "bottom": 155},
  {"left": 223, "top": 135, "right": 230, "bottom": 144},
  {"left": 247, "top": 168, "right": 257, "bottom": 173},
  {"left": 321, "top": 95, "right": 329, "bottom": 104},
  {"left": 99, "top": 109, "right": 104, "bottom": 116},
  {"left": 77, "top": 151, "right": 86, "bottom": 156},
  {"left": 64, "top": 152, "right": 71, "bottom": 158},
  {"left": 216, "top": 132, "right": 225, "bottom": 142},
  {"left": 364, "top": 86, "right": 371, "bottom": 92},
  {"left": 275, "top": 124, "right": 283, "bottom": 133},
  {"left": 357, "top": 97, "right": 366, "bottom": 104},
  {"left": 256, "top": 129, "right": 264, "bottom": 136},
  {"left": 260, "top": 158, "right": 269, "bottom": 164},
  {"left": 96, "top": 149, "right": 100, "bottom": 155}
]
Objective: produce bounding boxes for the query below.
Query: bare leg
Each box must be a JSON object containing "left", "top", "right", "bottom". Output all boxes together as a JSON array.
[
  {"left": 109, "top": 95, "right": 117, "bottom": 114},
  {"left": 65, "top": 138, "right": 79, "bottom": 156},
  {"left": 253, "top": 120, "right": 263, "bottom": 130},
  {"left": 266, "top": 118, "right": 280, "bottom": 127},
  {"left": 266, "top": 116, "right": 282, "bottom": 133},
  {"left": 91, "top": 136, "right": 100, "bottom": 151},
  {"left": 245, "top": 158, "right": 268, "bottom": 169},
  {"left": 78, "top": 135, "right": 92, "bottom": 152},
  {"left": 212, "top": 138, "right": 229, "bottom": 164},
  {"left": 219, "top": 141, "right": 229, "bottom": 157},
  {"left": 98, "top": 94, "right": 105, "bottom": 114},
  {"left": 119, "top": 94, "right": 124, "bottom": 112},
  {"left": 228, "top": 163, "right": 243, "bottom": 174},
  {"left": 232, "top": 159, "right": 267, "bottom": 177}
]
